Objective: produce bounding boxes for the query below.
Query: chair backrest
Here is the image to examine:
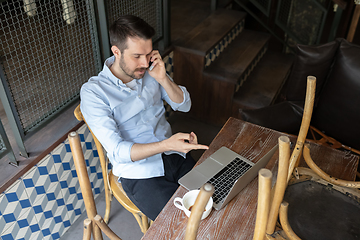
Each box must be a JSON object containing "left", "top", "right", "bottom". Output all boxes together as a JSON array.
[
  {"left": 253, "top": 76, "right": 316, "bottom": 239},
  {"left": 74, "top": 104, "right": 112, "bottom": 222},
  {"left": 69, "top": 132, "right": 123, "bottom": 240},
  {"left": 68, "top": 131, "right": 104, "bottom": 240}
]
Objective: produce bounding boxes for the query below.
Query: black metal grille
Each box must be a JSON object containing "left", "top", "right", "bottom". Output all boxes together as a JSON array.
[
  {"left": 0, "top": 0, "right": 102, "bottom": 134},
  {"left": 276, "top": 0, "right": 330, "bottom": 45},
  {"left": 105, "top": 0, "right": 163, "bottom": 43}
]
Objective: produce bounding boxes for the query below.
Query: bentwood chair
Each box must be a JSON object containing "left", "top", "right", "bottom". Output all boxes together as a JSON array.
[
  {"left": 253, "top": 77, "right": 360, "bottom": 239},
  {"left": 74, "top": 104, "right": 151, "bottom": 233},
  {"left": 253, "top": 76, "right": 316, "bottom": 240},
  {"left": 68, "top": 131, "right": 122, "bottom": 240},
  {"left": 254, "top": 141, "right": 360, "bottom": 240}
]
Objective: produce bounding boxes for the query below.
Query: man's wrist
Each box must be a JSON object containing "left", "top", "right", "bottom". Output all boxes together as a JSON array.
[
  {"left": 156, "top": 75, "right": 170, "bottom": 85},
  {"left": 159, "top": 138, "right": 171, "bottom": 152}
]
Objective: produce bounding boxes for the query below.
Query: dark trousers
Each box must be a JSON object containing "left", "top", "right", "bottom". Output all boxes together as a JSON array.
[{"left": 120, "top": 153, "right": 196, "bottom": 221}]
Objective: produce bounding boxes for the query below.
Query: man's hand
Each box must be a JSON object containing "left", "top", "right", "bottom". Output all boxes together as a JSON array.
[
  {"left": 147, "top": 50, "right": 184, "bottom": 104},
  {"left": 147, "top": 50, "right": 167, "bottom": 83},
  {"left": 130, "top": 132, "right": 208, "bottom": 161},
  {"left": 162, "top": 132, "right": 209, "bottom": 154}
]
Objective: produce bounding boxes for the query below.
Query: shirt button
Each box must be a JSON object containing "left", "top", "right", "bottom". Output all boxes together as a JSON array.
[{"left": 138, "top": 95, "right": 141, "bottom": 98}]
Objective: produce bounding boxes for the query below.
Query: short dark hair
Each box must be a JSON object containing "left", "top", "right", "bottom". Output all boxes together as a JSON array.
[{"left": 109, "top": 15, "right": 155, "bottom": 53}]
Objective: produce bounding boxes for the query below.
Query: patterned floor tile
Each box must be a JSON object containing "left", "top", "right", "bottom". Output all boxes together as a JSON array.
[
  {"left": 0, "top": 207, "right": 41, "bottom": 240},
  {"left": 65, "top": 192, "right": 84, "bottom": 225},
  {"left": 39, "top": 202, "right": 68, "bottom": 240},
  {"left": 0, "top": 179, "right": 32, "bottom": 235},
  {"left": 58, "top": 210, "right": 72, "bottom": 237},
  {"left": 0, "top": 123, "right": 108, "bottom": 239},
  {"left": 21, "top": 155, "right": 61, "bottom": 210},
  {"left": 21, "top": 166, "right": 47, "bottom": 205},
  {"left": 51, "top": 143, "right": 68, "bottom": 180}
]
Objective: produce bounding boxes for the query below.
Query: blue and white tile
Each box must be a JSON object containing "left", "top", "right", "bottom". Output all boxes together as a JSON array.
[
  {"left": 51, "top": 143, "right": 70, "bottom": 180},
  {"left": 34, "top": 183, "right": 63, "bottom": 227},
  {"left": 76, "top": 124, "right": 90, "bottom": 145},
  {"left": 58, "top": 209, "right": 72, "bottom": 237},
  {"left": 0, "top": 204, "right": 41, "bottom": 240},
  {"left": 40, "top": 217, "right": 56, "bottom": 240},
  {"left": 22, "top": 166, "right": 48, "bottom": 205},
  {"left": 31, "top": 194, "right": 48, "bottom": 228},
  {"left": 0, "top": 193, "right": 6, "bottom": 234},
  {"left": 59, "top": 170, "right": 79, "bottom": 205},
  {"left": 63, "top": 126, "right": 89, "bottom": 156},
  {"left": 39, "top": 200, "right": 68, "bottom": 240},
  {"left": 58, "top": 160, "right": 83, "bottom": 224},
  {"left": 0, "top": 179, "right": 32, "bottom": 235},
  {"left": 82, "top": 125, "right": 105, "bottom": 196},
  {"left": 65, "top": 188, "right": 85, "bottom": 225},
  {"left": 164, "top": 51, "right": 174, "bottom": 78},
  {"left": 21, "top": 154, "right": 60, "bottom": 209},
  {"left": 29, "top": 229, "right": 44, "bottom": 240},
  {"left": 205, "top": 20, "right": 245, "bottom": 67}
]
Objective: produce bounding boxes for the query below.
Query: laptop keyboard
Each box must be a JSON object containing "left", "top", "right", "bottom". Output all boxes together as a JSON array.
[{"left": 207, "top": 157, "right": 252, "bottom": 204}]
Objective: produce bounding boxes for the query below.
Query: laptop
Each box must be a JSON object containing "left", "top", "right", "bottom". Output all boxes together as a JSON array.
[{"left": 179, "top": 144, "right": 278, "bottom": 210}]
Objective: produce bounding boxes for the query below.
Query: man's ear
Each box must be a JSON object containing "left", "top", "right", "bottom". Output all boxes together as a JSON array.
[{"left": 111, "top": 45, "right": 121, "bottom": 59}]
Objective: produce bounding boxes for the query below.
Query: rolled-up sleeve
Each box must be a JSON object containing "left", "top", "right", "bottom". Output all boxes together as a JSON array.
[
  {"left": 80, "top": 84, "right": 134, "bottom": 164},
  {"left": 161, "top": 76, "right": 191, "bottom": 112}
]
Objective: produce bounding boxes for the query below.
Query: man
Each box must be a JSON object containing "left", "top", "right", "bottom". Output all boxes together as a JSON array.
[{"left": 80, "top": 15, "right": 208, "bottom": 220}]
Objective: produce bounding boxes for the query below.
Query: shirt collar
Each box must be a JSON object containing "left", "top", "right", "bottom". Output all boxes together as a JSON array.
[
  {"left": 102, "top": 56, "right": 143, "bottom": 89},
  {"left": 102, "top": 56, "right": 123, "bottom": 86}
]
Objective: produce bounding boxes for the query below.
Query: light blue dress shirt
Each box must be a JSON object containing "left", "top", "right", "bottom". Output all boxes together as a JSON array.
[{"left": 80, "top": 56, "right": 191, "bottom": 179}]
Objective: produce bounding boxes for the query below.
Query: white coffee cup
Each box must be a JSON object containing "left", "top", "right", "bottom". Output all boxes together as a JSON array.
[{"left": 173, "top": 189, "right": 213, "bottom": 220}]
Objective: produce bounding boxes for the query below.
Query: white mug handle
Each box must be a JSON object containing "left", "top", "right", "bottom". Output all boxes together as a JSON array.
[{"left": 173, "top": 197, "right": 184, "bottom": 210}]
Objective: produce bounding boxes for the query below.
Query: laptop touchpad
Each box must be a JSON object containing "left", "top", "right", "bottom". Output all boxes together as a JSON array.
[{"left": 195, "top": 158, "right": 224, "bottom": 178}]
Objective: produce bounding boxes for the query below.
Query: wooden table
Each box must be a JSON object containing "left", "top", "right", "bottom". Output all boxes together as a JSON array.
[{"left": 142, "top": 118, "right": 359, "bottom": 240}]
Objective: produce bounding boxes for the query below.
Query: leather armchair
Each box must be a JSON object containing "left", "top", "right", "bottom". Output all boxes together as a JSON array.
[{"left": 240, "top": 38, "right": 360, "bottom": 151}]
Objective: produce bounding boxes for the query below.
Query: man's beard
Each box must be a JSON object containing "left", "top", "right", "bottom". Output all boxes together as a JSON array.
[{"left": 119, "top": 55, "right": 146, "bottom": 80}]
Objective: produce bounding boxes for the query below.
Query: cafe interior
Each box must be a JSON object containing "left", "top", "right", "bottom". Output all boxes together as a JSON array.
[{"left": 1, "top": 0, "right": 360, "bottom": 239}]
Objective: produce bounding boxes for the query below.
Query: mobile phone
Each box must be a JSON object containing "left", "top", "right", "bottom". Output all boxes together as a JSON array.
[{"left": 149, "top": 60, "right": 154, "bottom": 71}]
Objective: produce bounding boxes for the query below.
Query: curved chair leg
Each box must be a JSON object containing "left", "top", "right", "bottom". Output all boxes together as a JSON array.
[
  {"left": 93, "top": 137, "right": 112, "bottom": 224},
  {"left": 303, "top": 144, "right": 360, "bottom": 188},
  {"left": 103, "top": 184, "right": 112, "bottom": 223},
  {"left": 141, "top": 214, "right": 150, "bottom": 232},
  {"left": 287, "top": 76, "right": 316, "bottom": 182},
  {"left": 133, "top": 213, "right": 149, "bottom": 234},
  {"left": 279, "top": 202, "right": 301, "bottom": 240}
]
